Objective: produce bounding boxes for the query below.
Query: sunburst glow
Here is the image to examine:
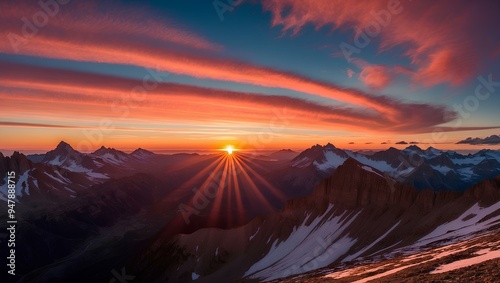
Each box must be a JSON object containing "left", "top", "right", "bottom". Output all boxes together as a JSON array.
[{"left": 165, "top": 149, "right": 286, "bottom": 230}]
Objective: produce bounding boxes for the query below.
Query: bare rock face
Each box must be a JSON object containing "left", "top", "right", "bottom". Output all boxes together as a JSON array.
[
  {"left": 462, "top": 174, "right": 500, "bottom": 205},
  {"left": 42, "top": 141, "right": 74, "bottom": 161},
  {"left": 308, "top": 158, "right": 460, "bottom": 211},
  {"left": 0, "top": 152, "right": 6, "bottom": 177},
  {"left": 11, "top": 151, "right": 32, "bottom": 173},
  {"left": 0, "top": 151, "right": 33, "bottom": 177},
  {"left": 328, "top": 157, "right": 401, "bottom": 208}
]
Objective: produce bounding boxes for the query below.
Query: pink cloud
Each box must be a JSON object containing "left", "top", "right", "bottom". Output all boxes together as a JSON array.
[
  {"left": 1, "top": 1, "right": 222, "bottom": 53},
  {"left": 0, "top": 1, "right": 403, "bottom": 119},
  {"left": 0, "top": 61, "right": 460, "bottom": 133},
  {"left": 358, "top": 65, "right": 392, "bottom": 90},
  {"left": 352, "top": 59, "right": 409, "bottom": 90},
  {"left": 263, "top": 0, "right": 500, "bottom": 88}
]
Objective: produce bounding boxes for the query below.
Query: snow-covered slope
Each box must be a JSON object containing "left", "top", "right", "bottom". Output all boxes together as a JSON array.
[
  {"left": 92, "top": 146, "right": 130, "bottom": 165},
  {"left": 244, "top": 205, "right": 360, "bottom": 280}
]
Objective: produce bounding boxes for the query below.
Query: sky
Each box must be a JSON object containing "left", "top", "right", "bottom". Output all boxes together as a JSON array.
[{"left": 1, "top": 0, "right": 500, "bottom": 153}]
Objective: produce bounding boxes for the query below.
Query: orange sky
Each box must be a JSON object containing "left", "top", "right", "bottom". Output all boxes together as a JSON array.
[{"left": 1, "top": 0, "right": 499, "bottom": 154}]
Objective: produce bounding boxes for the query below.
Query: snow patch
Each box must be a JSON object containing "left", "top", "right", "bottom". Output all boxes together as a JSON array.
[
  {"left": 191, "top": 272, "right": 200, "bottom": 280},
  {"left": 86, "top": 171, "right": 109, "bottom": 180},
  {"left": 314, "top": 151, "right": 346, "bottom": 171},
  {"left": 457, "top": 167, "right": 475, "bottom": 179},
  {"left": 360, "top": 166, "right": 384, "bottom": 178},
  {"left": 266, "top": 235, "right": 273, "bottom": 244},
  {"left": 347, "top": 151, "right": 395, "bottom": 173},
  {"left": 0, "top": 170, "right": 32, "bottom": 201},
  {"left": 430, "top": 248, "right": 500, "bottom": 274},
  {"left": 99, "top": 152, "right": 127, "bottom": 165},
  {"left": 249, "top": 227, "right": 260, "bottom": 241},
  {"left": 244, "top": 205, "right": 361, "bottom": 281},
  {"left": 417, "top": 202, "right": 500, "bottom": 246},
  {"left": 48, "top": 155, "right": 65, "bottom": 166},
  {"left": 431, "top": 165, "right": 453, "bottom": 175},
  {"left": 342, "top": 221, "right": 400, "bottom": 262},
  {"left": 44, "top": 171, "right": 69, "bottom": 184}
]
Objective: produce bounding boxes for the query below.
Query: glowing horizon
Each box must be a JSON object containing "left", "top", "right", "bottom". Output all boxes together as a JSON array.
[{"left": 1, "top": 1, "right": 499, "bottom": 152}]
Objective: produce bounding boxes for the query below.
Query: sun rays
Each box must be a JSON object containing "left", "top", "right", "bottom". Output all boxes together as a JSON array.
[{"left": 171, "top": 148, "right": 286, "bottom": 228}]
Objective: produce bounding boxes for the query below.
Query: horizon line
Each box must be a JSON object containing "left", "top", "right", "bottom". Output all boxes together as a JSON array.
[{"left": 1, "top": 143, "right": 499, "bottom": 156}]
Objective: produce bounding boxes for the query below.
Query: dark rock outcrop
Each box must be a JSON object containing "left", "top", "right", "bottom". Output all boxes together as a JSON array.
[{"left": 0, "top": 151, "right": 33, "bottom": 181}]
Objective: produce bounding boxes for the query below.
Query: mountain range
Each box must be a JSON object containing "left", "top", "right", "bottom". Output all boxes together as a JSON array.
[{"left": 0, "top": 142, "right": 499, "bottom": 282}]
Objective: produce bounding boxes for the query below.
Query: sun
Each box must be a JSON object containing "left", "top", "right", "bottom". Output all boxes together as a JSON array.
[{"left": 225, "top": 145, "right": 233, "bottom": 154}]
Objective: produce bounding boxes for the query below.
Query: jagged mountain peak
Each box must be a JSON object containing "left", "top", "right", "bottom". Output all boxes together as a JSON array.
[
  {"left": 43, "top": 141, "right": 81, "bottom": 162},
  {"left": 428, "top": 152, "right": 455, "bottom": 167},
  {"left": 40, "top": 141, "right": 106, "bottom": 174},
  {"left": 49, "top": 141, "right": 79, "bottom": 158},
  {"left": 405, "top": 145, "right": 423, "bottom": 152},
  {"left": 425, "top": 146, "right": 442, "bottom": 155},
  {"left": 325, "top": 142, "right": 336, "bottom": 149},
  {"left": 288, "top": 143, "right": 500, "bottom": 192},
  {"left": 56, "top": 140, "right": 74, "bottom": 150},
  {"left": 371, "top": 147, "right": 401, "bottom": 160},
  {"left": 340, "top": 156, "right": 362, "bottom": 167},
  {"left": 93, "top": 145, "right": 125, "bottom": 156},
  {"left": 90, "top": 146, "right": 130, "bottom": 166},
  {"left": 11, "top": 150, "right": 25, "bottom": 158},
  {"left": 305, "top": 143, "right": 337, "bottom": 151},
  {"left": 93, "top": 146, "right": 108, "bottom": 155},
  {"left": 291, "top": 143, "right": 347, "bottom": 169}
]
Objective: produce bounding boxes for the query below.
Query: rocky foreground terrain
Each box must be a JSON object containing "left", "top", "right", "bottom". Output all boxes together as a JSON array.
[{"left": 272, "top": 231, "right": 500, "bottom": 283}]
